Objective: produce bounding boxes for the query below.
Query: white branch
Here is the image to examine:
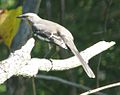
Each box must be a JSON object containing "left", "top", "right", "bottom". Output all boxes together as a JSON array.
[
  {"left": 0, "top": 38, "right": 115, "bottom": 84},
  {"left": 80, "top": 82, "right": 120, "bottom": 95}
]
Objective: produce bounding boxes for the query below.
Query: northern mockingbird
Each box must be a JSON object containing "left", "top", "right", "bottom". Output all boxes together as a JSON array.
[{"left": 17, "top": 13, "right": 95, "bottom": 78}]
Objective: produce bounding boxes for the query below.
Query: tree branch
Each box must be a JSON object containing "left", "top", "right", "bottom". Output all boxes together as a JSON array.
[
  {"left": 36, "top": 74, "right": 107, "bottom": 95},
  {"left": 80, "top": 82, "right": 120, "bottom": 95},
  {"left": 0, "top": 38, "right": 115, "bottom": 84}
]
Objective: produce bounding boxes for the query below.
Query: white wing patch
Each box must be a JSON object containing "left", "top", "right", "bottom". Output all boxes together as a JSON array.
[
  {"left": 60, "top": 40, "right": 68, "bottom": 49},
  {"left": 34, "top": 33, "right": 50, "bottom": 42}
]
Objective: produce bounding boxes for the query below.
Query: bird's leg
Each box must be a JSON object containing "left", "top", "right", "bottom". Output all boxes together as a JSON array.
[{"left": 44, "top": 44, "right": 56, "bottom": 59}]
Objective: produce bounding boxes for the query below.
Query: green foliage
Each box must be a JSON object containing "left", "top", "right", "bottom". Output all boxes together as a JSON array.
[
  {"left": 0, "top": 0, "right": 18, "bottom": 9},
  {"left": 0, "top": 43, "right": 9, "bottom": 61},
  {"left": 0, "top": 84, "right": 6, "bottom": 93}
]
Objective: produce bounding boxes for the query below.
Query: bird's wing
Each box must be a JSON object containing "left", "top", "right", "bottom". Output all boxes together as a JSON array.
[{"left": 33, "top": 23, "right": 68, "bottom": 49}]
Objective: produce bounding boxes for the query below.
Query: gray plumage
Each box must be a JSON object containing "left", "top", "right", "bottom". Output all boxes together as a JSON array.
[{"left": 17, "top": 13, "right": 95, "bottom": 78}]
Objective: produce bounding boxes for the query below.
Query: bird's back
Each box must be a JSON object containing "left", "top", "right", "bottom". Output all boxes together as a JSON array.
[{"left": 41, "top": 19, "right": 74, "bottom": 40}]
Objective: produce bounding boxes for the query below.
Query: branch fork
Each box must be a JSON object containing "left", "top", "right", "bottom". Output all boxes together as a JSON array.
[{"left": 0, "top": 38, "right": 115, "bottom": 84}]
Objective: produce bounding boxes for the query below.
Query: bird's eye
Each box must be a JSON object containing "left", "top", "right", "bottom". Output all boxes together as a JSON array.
[
  {"left": 21, "top": 15, "right": 29, "bottom": 18},
  {"left": 27, "top": 16, "right": 32, "bottom": 18},
  {"left": 21, "top": 15, "right": 28, "bottom": 18}
]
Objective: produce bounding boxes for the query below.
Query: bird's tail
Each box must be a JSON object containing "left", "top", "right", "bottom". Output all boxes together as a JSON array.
[{"left": 66, "top": 40, "right": 95, "bottom": 78}]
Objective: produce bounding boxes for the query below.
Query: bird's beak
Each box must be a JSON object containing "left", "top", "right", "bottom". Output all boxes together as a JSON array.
[{"left": 16, "top": 15, "right": 28, "bottom": 19}]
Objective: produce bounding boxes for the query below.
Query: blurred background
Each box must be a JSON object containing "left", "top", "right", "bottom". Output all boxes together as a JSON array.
[{"left": 0, "top": 0, "right": 120, "bottom": 95}]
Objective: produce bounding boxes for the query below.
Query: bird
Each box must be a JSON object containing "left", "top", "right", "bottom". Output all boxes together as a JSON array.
[{"left": 17, "top": 13, "right": 95, "bottom": 78}]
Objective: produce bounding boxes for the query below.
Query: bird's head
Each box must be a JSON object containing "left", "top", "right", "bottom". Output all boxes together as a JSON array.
[{"left": 16, "top": 13, "right": 41, "bottom": 23}]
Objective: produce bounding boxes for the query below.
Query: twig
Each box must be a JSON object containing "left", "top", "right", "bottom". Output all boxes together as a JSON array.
[
  {"left": 96, "top": 54, "right": 102, "bottom": 87},
  {"left": 80, "top": 82, "right": 120, "bottom": 95},
  {"left": 32, "top": 77, "right": 36, "bottom": 95},
  {"left": 36, "top": 74, "right": 108, "bottom": 95}
]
